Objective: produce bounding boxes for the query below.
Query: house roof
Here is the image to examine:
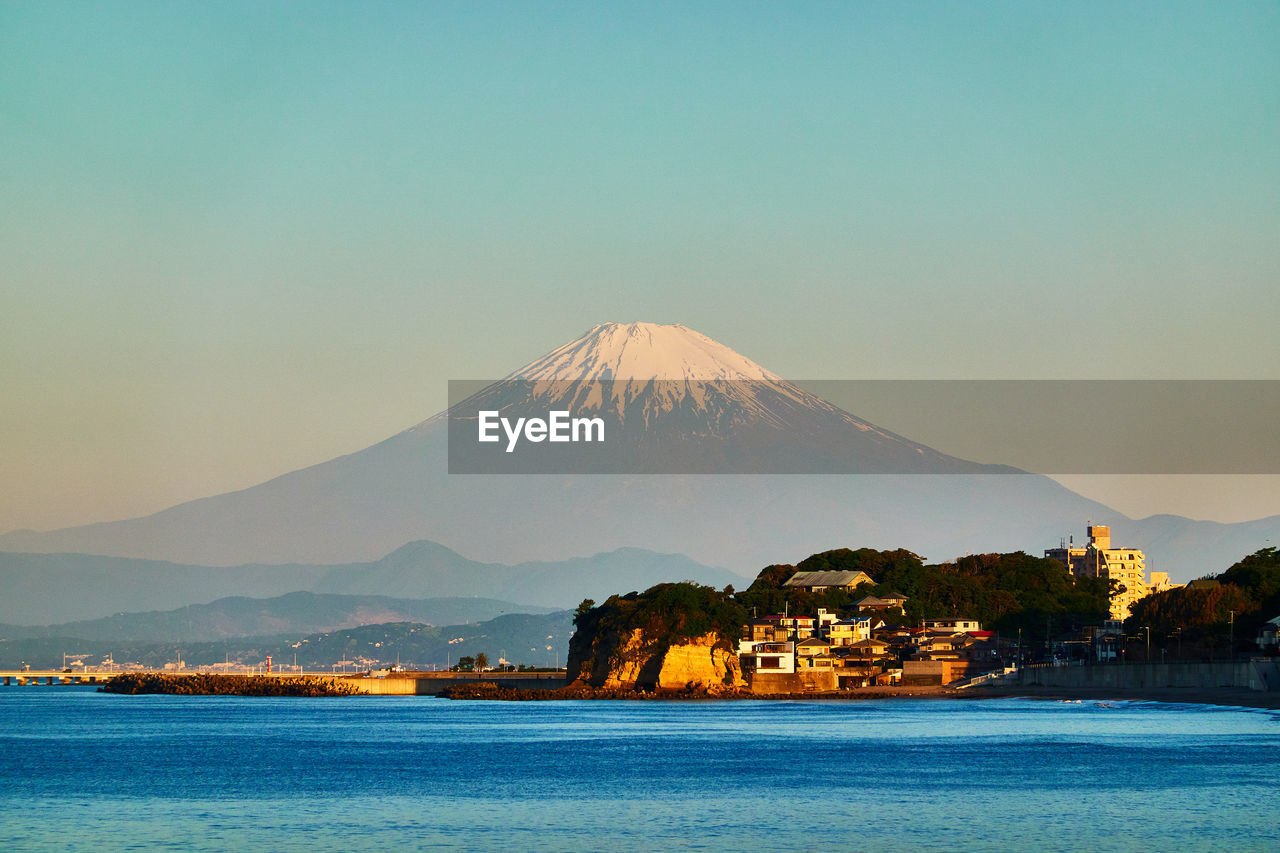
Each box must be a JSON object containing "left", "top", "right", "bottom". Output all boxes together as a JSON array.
[
  {"left": 855, "top": 594, "right": 906, "bottom": 607},
  {"left": 783, "top": 570, "right": 873, "bottom": 588}
]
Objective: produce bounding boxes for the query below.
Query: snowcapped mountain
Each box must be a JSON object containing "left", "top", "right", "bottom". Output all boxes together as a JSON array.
[
  {"left": 510, "top": 322, "right": 782, "bottom": 382},
  {"left": 2, "top": 322, "right": 1276, "bottom": 580},
  {"left": 436, "top": 321, "right": 988, "bottom": 473}
]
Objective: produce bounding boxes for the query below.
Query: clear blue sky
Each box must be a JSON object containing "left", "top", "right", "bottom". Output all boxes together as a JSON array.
[{"left": 2, "top": 1, "right": 1278, "bottom": 531}]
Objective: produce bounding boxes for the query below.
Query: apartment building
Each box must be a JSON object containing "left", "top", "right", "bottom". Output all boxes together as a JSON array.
[{"left": 1045, "top": 525, "right": 1147, "bottom": 620}]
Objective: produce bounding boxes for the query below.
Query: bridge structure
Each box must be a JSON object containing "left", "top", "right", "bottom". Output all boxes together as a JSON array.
[{"left": 0, "top": 670, "right": 120, "bottom": 686}]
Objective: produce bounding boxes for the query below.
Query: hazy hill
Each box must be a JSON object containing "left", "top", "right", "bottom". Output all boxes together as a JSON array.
[
  {"left": 0, "top": 543, "right": 740, "bottom": 625},
  {"left": 0, "top": 591, "right": 554, "bottom": 644},
  {"left": 0, "top": 611, "right": 576, "bottom": 671}
]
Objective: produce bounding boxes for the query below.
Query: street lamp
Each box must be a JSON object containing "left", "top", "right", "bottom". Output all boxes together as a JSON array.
[{"left": 1143, "top": 626, "right": 1150, "bottom": 662}]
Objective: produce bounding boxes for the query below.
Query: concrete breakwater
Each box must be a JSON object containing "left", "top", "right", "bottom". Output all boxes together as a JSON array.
[
  {"left": 101, "top": 672, "right": 362, "bottom": 696},
  {"left": 1017, "top": 659, "right": 1277, "bottom": 692},
  {"left": 344, "top": 672, "right": 569, "bottom": 695},
  {"left": 16, "top": 670, "right": 572, "bottom": 696}
]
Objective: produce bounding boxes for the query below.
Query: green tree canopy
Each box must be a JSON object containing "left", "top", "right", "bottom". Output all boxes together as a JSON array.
[{"left": 1128, "top": 548, "right": 1280, "bottom": 649}]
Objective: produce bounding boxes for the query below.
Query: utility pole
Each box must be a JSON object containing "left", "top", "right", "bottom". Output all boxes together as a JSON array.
[{"left": 1228, "top": 610, "right": 1235, "bottom": 658}]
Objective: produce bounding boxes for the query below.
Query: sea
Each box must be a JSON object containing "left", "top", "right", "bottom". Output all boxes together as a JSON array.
[{"left": 1, "top": 689, "right": 1277, "bottom": 852}]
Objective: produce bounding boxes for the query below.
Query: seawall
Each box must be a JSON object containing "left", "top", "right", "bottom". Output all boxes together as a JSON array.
[{"left": 1016, "top": 659, "right": 1278, "bottom": 692}]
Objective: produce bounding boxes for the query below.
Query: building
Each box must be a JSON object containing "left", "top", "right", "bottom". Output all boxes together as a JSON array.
[
  {"left": 775, "top": 615, "right": 818, "bottom": 640},
  {"left": 738, "top": 641, "right": 795, "bottom": 674},
  {"left": 1185, "top": 578, "right": 1220, "bottom": 591},
  {"left": 744, "top": 616, "right": 790, "bottom": 644},
  {"left": 744, "top": 609, "right": 839, "bottom": 643},
  {"left": 842, "top": 638, "right": 893, "bottom": 666},
  {"left": 795, "top": 638, "right": 834, "bottom": 670},
  {"left": 1148, "top": 572, "right": 1181, "bottom": 594},
  {"left": 854, "top": 593, "right": 908, "bottom": 614},
  {"left": 922, "top": 618, "right": 981, "bottom": 633},
  {"left": 783, "top": 571, "right": 874, "bottom": 593},
  {"left": 827, "top": 616, "right": 874, "bottom": 647},
  {"left": 1257, "top": 616, "right": 1280, "bottom": 652},
  {"left": 1046, "top": 525, "right": 1148, "bottom": 620}
]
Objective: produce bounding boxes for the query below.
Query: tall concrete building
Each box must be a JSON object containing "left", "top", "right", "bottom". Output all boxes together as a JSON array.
[{"left": 1045, "top": 525, "right": 1147, "bottom": 620}]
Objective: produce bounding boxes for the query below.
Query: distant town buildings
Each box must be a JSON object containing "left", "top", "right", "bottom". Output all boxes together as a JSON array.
[
  {"left": 1045, "top": 525, "right": 1154, "bottom": 620},
  {"left": 739, "top": 602, "right": 997, "bottom": 690}
]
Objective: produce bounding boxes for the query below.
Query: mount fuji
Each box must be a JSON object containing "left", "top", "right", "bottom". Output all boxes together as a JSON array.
[
  {"left": 443, "top": 322, "right": 1005, "bottom": 475},
  {"left": 3, "top": 322, "right": 1276, "bottom": 580}
]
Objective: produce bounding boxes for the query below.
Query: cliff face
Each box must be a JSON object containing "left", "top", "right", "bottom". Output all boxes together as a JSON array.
[
  {"left": 567, "top": 627, "right": 744, "bottom": 692},
  {"left": 654, "top": 634, "right": 744, "bottom": 690}
]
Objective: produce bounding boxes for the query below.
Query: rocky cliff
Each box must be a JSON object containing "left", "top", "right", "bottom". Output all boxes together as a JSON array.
[{"left": 567, "top": 626, "right": 744, "bottom": 692}]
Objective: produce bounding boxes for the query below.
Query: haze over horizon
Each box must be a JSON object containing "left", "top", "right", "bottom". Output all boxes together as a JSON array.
[{"left": 3, "top": 3, "right": 1278, "bottom": 534}]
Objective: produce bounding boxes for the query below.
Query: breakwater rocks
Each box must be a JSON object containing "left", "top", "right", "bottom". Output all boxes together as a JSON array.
[{"left": 100, "top": 673, "right": 361, "bottom": 697}]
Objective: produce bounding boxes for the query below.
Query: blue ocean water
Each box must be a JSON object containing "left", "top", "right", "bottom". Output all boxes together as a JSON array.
[{"left": 0, "top": 689, "right": 1276, "bottom": 852}]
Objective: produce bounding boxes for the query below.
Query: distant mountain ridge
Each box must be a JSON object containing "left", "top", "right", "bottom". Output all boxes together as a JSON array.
[
  {"left": 0, "top": 611, "right": 577, "bottom": 671},
  {"left": 0, "top": 542, "right": 740, "bottom": 626},
  {"left": 2, "top": 322, "right": 1275, "bottom": 581},
  {"left": 0, "top": 591, "right": 556, "bottom": 643}
]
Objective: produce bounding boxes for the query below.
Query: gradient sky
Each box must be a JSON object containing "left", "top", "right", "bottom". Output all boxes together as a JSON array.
[{"left": 2, "top": 1, "right": 1278, "bottom": 533}]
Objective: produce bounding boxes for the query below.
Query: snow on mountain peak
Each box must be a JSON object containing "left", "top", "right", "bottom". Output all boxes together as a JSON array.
[
  {"left": 417, "top": 321, "right": 904, "bottom": 447},
  {"left": 507, "top": 322, "right": 781, "bottom": 382}
]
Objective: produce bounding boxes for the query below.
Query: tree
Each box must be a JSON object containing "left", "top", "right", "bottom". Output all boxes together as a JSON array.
[
  {"left": 454, "top": 655, "right": 475, "bottom": 672},
  {"left": 474, "top": 652, "right": 489, "bottom": 672}
]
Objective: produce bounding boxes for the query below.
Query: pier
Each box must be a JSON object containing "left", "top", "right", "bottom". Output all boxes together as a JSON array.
[{"left": 0, "top": 670, "right": 116, "bottom": 686}]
